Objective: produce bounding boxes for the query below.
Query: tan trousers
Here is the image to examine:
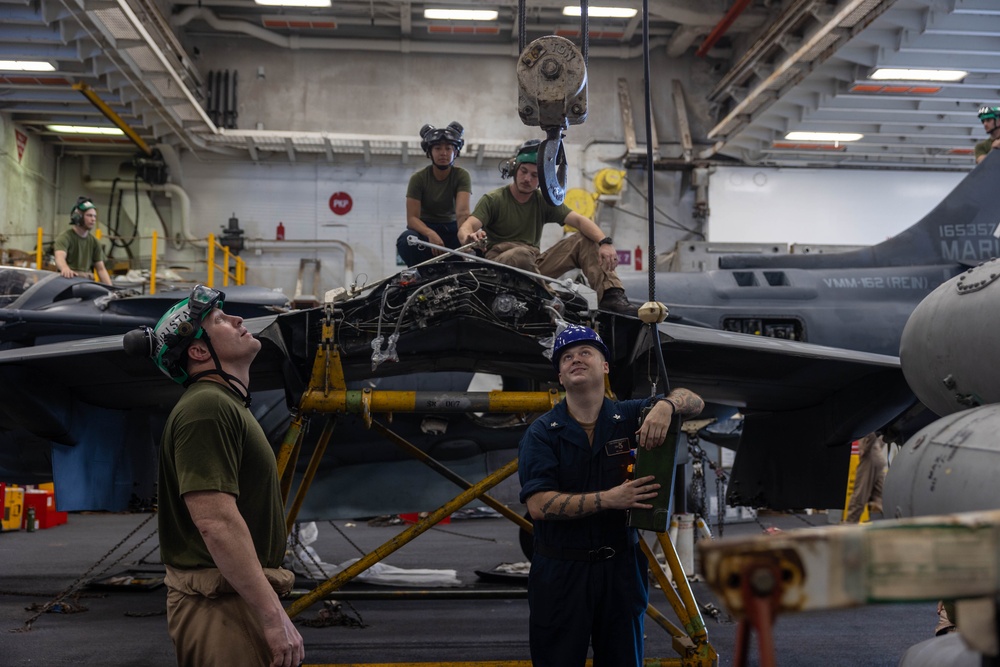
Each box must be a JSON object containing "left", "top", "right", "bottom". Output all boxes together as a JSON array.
[
  {"left": 845, "top": 434, "right": 887, "bottom": 523},
  {"left": 164, "top": 565, "right": 295, "bottom": 667},
  {"left": 485, "top": 233, "right": 622, "bottom": 300}
]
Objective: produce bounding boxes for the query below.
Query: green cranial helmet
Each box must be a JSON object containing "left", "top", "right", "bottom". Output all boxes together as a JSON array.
[
  {"left": 514, "top": 139, "right": 541, "bottom": 166},
  {"left": 499, "top": 139, "right": 543, "bottom": 178},
  {"left": 123, "top": 284, "right": 225, "bottom": 384},
  {"left": 70, "top": 196, "right": 96, "bottom": 226},
  {"left": 978, "top": 106, "right": 1000, "bottom": 124}
]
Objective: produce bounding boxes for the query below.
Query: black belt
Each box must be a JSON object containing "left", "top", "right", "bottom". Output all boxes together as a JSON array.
[{"left": 534, "top": 542, "right": 625, "bottom": 562}]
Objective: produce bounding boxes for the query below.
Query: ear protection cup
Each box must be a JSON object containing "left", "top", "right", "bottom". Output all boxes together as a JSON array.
[{"left": 70, "top": 196, "right": 95, "bottom": 225}]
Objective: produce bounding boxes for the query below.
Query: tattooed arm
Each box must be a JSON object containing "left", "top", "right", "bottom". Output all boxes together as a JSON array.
[
  {"left": 525, "top": 475, "right": 660, "bottom": 521},
  {"left": 665, "top": 387, "right": 704, "bottom": 417},
  {"left": 636, "top": 387, "right": 706, "bottom": 450}
]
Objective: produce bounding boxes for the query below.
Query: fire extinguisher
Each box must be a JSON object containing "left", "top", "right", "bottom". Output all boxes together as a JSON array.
[
  {"left": 635, "top": 245, "right": 643, "bottom": 271},
  {"left": 276, "top": 222, "right": 285, "bottom": 241}
]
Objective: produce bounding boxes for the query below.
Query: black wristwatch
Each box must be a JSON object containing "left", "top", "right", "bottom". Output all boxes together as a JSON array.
[{"left": 598, "top": 236, "right": 614, "bottom": 246}]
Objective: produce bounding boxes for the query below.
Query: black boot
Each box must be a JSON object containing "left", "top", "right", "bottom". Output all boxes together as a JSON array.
[{"left": 598, "top": 288, "right": 637, "bottom": 316}]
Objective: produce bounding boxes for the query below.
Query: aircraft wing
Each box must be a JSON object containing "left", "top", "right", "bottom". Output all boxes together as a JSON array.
[
  {"left": 634, "top": 320, "right": 913, "bottom": 510},
  {"left": 0, "top": 262, "right": 911, "bottom": 512},
  {"left": 0, "top": 314, "right": 285, "bottom": 413}
]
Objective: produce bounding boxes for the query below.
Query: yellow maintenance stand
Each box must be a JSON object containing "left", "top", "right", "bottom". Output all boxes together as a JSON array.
[{"left": 274, "top": 304, "right": 718, "bottom": 667}]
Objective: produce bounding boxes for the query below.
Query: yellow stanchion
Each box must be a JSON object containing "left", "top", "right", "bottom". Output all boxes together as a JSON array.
[
  {"left": 206, "top": 234, "right": 216, "bottom": 287},
  {"left": 35, "top": 228, "right": 42, "bottom": 269},
  {"left": 150, "top": 231, "right": 158, "bottom": 294},
  {"left": 222, "top": 245, "right": 231, "bottom": 287}
]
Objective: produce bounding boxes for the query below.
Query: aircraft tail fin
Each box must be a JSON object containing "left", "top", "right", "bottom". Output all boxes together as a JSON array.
[{"left": 719, "top": 154, "right": 1000, "bottom": 270}]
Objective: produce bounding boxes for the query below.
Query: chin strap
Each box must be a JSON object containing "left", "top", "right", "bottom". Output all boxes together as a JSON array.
[{"left": 185, "top": 335, "right": 252, "bottom": 407}]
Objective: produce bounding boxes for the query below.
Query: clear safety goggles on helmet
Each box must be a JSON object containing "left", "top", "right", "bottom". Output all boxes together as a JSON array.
[{"left": 188, "top": 284, "right": 225, "bottom": 319}]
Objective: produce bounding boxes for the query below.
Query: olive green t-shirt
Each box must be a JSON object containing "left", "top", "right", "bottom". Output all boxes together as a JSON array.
[
  {"left": 975, "top": 138, "right": 994, "bottom": 161},
  {"left": 471, "top": 185, "right": 572, "bottom": 248},
  {"left": 157, "top": 382, "right": 285, "bottom": 570},
  {"left": 406, "top": 166, "right": 472, "bottom": 224},
  {"left": 53, "top": 227, "right": 105, "bottom": 271}
]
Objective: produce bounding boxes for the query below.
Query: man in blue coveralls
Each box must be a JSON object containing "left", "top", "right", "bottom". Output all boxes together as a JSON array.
[{"left": 518, "top": 324, "right": 704, "bottom": 666}]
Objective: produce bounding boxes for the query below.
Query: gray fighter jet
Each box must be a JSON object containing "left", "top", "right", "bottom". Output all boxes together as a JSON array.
[{"left": 620, "top": 154, "right": 1000, "bottom": 357}]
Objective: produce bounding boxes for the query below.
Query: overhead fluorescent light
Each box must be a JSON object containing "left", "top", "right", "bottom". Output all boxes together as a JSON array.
[
  {"left": 47, "top": 125, "right": 126, "bottom": 136},
  {"left": 870, "top": 68, "right": 967, "bottom": 82},
  {"left": 424, "top": 9, "right": 499, "bottom": 21},
  {"left": 254, "top": 0, "right": 331, "bottom": 7},
  {"left": 0, "top": 60, "right": 56, "bottom": 72},
  {"left": 785, "top": 132, "right": 863, "bottom": 142},
  {"left": 562, "top": 6, "right": 637, "bottom": 18}
]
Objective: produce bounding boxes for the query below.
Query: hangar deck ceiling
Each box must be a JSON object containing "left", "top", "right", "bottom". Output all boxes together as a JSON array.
[{"left": 1, "top": 0, "right": 996, "bottom": 171}]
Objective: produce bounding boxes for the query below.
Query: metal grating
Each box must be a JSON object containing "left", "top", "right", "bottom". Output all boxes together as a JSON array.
[
  {"left": 122, "top": 45, "right": 167, "bottom": 72},
  {"left": 90, "top": 7, "right": 141, "bottom": 41},
  {"left": 801, "top": 31, "right": 843, "bottom": 61},
  {"left": 839, "top": 0, "right": 887, "bottom": 29}
]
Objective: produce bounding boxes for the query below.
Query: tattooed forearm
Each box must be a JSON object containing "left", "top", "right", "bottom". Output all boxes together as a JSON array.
[
  {"left": 541, "top": 493, "right": 572, "bottom": 519},
  {"left": 537, "top": 491, "right": 605, "bottom": 519},
  {"left": 666, "top": 388, "right": 705, "bottom": 417},
  {"left": 557, "top": 494, "right": 572, "bottom": 516}
]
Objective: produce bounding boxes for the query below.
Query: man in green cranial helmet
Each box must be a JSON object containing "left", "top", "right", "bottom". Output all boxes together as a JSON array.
[
  {"left": 457, "top": 140, "right": 637, "bottom": 316},
  {"left": 122, "top": 285, "right": 304, "bottom": 667},
  {"left": 53, "top": 196, "right": 112, "bottom": 285},
  {"left": 975, "top": 106, "right": 1000, "bottom": 164}
]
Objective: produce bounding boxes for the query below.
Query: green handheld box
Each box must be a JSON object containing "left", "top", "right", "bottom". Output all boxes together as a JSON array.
[{"left": 627, "top": 410, "right": 679, "bottom": 533}]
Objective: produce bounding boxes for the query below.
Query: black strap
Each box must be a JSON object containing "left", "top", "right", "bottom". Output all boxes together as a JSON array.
[{"left": 534, "top": 542, "right": 623, "bottom": 562}]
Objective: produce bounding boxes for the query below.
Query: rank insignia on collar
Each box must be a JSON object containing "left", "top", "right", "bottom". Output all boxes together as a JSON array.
[
  {"left": 550, "top": 421, "right": 559, "bottom": 427},
  {"left": 612, "top": 413, "right": 622, "bottom": 421}
]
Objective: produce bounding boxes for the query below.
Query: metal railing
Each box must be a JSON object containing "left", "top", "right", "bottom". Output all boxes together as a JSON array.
[{"left": 20, "top": 228, "right": 246, "bottom": 294}]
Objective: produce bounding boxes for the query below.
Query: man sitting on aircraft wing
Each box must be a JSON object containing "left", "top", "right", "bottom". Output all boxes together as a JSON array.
[
  {"left": 396, "top": 120, "right": 472, "bottom": 266},
  {"left": 457, "top": 140, "right": 637, "bottom": 316},
  {"left": 124, "top": 286, "right": 304, "bottom": 667}
]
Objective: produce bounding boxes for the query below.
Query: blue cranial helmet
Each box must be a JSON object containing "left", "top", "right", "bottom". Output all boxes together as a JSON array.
[{"left": 551, "top": 324, "right": 609, "bottom": 371}]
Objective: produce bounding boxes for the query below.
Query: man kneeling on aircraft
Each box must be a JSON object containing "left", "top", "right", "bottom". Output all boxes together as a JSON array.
[
  {"left": 458, "top": 140, "right": 637, "bottom": 316},
  {"left": 124, "top": 285, "right": 304, "bottom": 667},
  {"left": 519, "top": 324, "right": 704, "bottom": 666}
]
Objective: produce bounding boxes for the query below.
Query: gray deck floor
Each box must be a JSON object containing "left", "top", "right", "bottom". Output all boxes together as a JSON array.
[{"left": 0, "top": 510, "right": 938, "bottom": 666}]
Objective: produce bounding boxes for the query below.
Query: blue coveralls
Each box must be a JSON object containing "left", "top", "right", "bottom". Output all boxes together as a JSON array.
[{"left": 518, "top": 397, "right": 653, "bottom": 667}]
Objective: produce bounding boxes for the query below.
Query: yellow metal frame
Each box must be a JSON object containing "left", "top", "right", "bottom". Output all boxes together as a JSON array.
[
  {"left": 33, "top": 225, "right": 242, "bottom": 294},
  {"left": 280, "top": 308, "right": 717, "bottom": 667},
  {"left": 73, "top": 82, "right": 154, "bottom": 157},
  {"left": 205, "top": 233, "right": 247, "bottom": 288}
]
